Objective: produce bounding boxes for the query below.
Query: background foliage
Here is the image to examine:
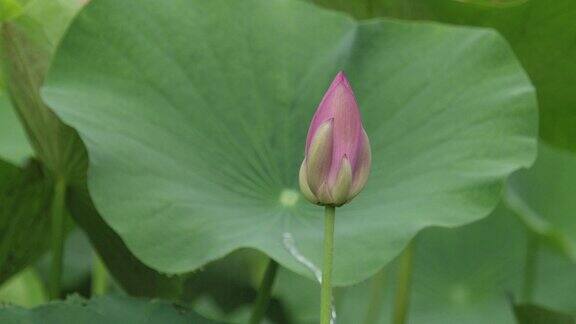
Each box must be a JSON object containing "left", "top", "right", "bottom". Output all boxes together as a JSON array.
[{"left": 0, "top": 0, "right": 574, "bottom": 323}]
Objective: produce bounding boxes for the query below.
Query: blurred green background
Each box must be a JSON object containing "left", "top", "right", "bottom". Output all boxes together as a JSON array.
[{"left": 0, "top": 0, "right": 575, "bottom": 323}]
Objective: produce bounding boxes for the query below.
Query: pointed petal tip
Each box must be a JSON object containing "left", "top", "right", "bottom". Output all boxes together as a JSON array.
[
  {"left": 333, "top": 71, "right": 350, "bottom": 87},
  {"left": 328, "top": 72, "right": 355, "bottom": 101}
]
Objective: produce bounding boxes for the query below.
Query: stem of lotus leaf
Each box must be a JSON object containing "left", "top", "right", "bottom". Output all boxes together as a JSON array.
[
  {"left": 48, "top": 178, "right": 66, "bottom": 300},
  {"left": 363, "top": 268, "right": 386, "bottom": 324},
  {"left": 392, "top": 240, "right": 415, "bottom": 324},
  {"left": 522, "top": 230, "right": 539, "bottom": 303},
  {"left": 320, "top": 205, "right": 336, "bottom": 324},
  {"left": 91, "top": 252, "right": 109, "bottom": 296},
  {"left": 249, "top": 258, "right": 279, "bottom": 324}
]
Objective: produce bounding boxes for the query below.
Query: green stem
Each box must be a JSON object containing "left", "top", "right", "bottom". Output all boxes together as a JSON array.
[
  {"left": 392, "top": 241, "right": 414, "bottom": 324},
  {"left": 363, "top": 268, "right": 386, "bottom": 324},
  {"left": 321, "top": 205, "right": 336, "bottom": 324},
  {"left": 48, "top": 178, "right": 66, "bottom": 300},
  {"left": 522, "top": 230, "right": 539, "bottom": 303},
  {"left": 249, "top": 258, "right": 279, "bottom": 324},
  {"left": 91, "top": 252, "right": 108, "bottom": 296}
]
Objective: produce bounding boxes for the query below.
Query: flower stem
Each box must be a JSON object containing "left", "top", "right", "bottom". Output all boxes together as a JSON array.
[
  {"left": 91, "top": 252, "right": 109, "bottom": 296},
  {"left": 392, "top": 241, "right": 414, "bottom": 324},
  {"left": 321, "top": 205, "right": 336, "bottom": 324},
  {"left": 522, "top": 230, "right": 539, "bottom": 302},
  {"left": 48, "top": 178, "right": 66, "bottom": 300},
  {"left": 249, "top": 258, "right": 279, "bottom": 324},
  {"left": 363, "top": 268, "right": 386, "bottom": 324}
]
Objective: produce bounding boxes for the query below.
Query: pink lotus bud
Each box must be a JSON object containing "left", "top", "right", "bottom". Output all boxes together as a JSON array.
[{"left": 299, "top": 72, "right": 371, "bottom": 206}]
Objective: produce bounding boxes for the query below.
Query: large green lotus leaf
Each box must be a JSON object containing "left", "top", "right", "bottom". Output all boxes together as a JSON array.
[
  {"left": 506, "top": 143, "right": 576, "bottom": 260},
  {"left": 0, "top": 91, "right": 32, "bottom": 164},
  {"left": 0, "top": 294, "right": 223, "bottom": 324},
  {"left": 311, "top": 0, "right": 576, "bottom": 152},
  {"left": 43, "top": 0, "right": 537, "bottom": 285}
]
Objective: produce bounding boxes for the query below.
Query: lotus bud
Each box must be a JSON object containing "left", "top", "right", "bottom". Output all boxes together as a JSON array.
[{"left": 299, "top": 72, "right": 371, "bottom": 206}]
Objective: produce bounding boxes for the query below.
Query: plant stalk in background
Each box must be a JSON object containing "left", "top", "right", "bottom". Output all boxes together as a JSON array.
[
  {"left": 250, "top": 259, "right": 279, "bottom": 324},
  {"left": 522, "top": 230, "right": 539, "bottom": 303},
  {"left": 364, "top": 268, "right": 387, "bottom": 324},
  {"left": 392, "top": 241, "right": 414, "bottom": 324},
  {"left": 299, "top": 71, "right": 371, "bottom": 324},
  {"left": 91, "top": 252, "right": 109, "bottom": 296},
  {"left": 48, "top": 178, "right": 66, "bottom": 299}
]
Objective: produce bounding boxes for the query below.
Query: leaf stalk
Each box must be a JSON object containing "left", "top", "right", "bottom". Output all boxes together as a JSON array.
[
  {"left": 249, "top": 258, "right": 279, "bottom": 324},
  {"left": 392, "top": 240, "right": 414, "bottom": 324},
  {"left": 91, "top": 252, "right": 109, "bottom": 296},
  {"left": 48, "top": 178, "right": 66, "bottom": 299},
  {"left": 522, "top": 230, "right": 539, "bottom": 302},
  {"left": 363, "top": 268, "right": 386, "bottom": 324}
]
